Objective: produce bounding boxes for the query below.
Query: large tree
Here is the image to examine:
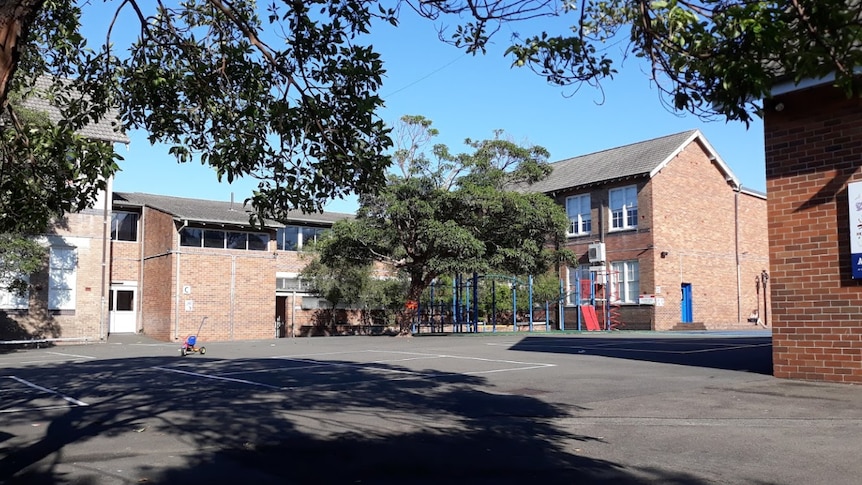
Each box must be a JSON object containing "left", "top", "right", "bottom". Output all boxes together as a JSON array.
[
  {"left": 315, "top": 115, "right": 571, "bottom": 333},
  {"left": 1, "top": 0, "right": 397, "bottom": 233}
]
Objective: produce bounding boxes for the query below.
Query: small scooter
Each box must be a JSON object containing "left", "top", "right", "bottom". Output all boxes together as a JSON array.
[{"left": 180, "top": 316, "right": 207, "bottom": 356}]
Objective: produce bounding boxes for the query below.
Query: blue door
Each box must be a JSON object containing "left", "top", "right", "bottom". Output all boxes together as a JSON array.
[{"left": 680, "top": 283, "right": 693, "bottom": 323}]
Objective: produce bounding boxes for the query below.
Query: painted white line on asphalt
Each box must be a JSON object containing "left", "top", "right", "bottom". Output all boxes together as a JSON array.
[
  {"left": 5, "top": 376, "right": 89, "bottom": 406},
  {"left": 0, "top": 405, "right": 81, "bottom": 414},
  {"left": 365, "top": 349, "right": 556, "bottom": 367},
  {"left": 465, "top": 364, "right": 556, "bottom": 375},
  {"left": 46, "top": 351, "right": 95, "bottom": 360},
  {"left": 152, "top": 366, "right": 283, "bottom": 389},
  {"left": 218, "top": 363, "right": 326, "bottom": 377}
]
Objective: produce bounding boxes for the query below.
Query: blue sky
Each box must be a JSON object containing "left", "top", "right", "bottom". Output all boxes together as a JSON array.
[{"left": 86, "top": 5, "right": 765, "bottom": 215}]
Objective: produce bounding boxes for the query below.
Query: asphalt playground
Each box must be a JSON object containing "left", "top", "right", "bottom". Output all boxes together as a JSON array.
[{"left": 1, "top": 330, "right": 861, "bottom": 484}]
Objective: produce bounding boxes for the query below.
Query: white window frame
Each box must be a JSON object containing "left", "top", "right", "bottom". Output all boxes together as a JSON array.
[
  {"left": 566, "top": 264, "right": 591, "bottom": 306},
  {"left": 110, "top": 211, "right": 139, "bottom": 242},
  {"left": 565, "top": 194, "right": 591, "bottom": 236},
  {"left": 49, "top": 247, "right": 77, "bottom": 311},
  {"left": 0, "top": 274, "right": 29, "bottom": 310},
  {"left": 610, "top": 260, "right": 639, "bottom": 304},
  {"left": 609, "top": 185, "right": 638, "bottom": 231}
]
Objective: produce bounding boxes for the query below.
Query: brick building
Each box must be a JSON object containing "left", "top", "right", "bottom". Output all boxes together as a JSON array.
[
  {"left": 108, "top": 192, "right": 355, "bottom": 342},
  {"left": 764, "top": 80, "right": 862, "bottom": 383},
  {"left": 0, "top": 76, "right": 130, "bottom": 344},
  {"left": 1, "top": 188, "right": 355, "bottom": 343},
  {"left": 528, "top": 130, "right": 769, "bottom": 331}
]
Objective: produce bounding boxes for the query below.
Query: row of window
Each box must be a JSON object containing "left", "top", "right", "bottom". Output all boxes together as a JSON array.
[
  {"left": 567, "top": 261, "right": 640, "bottom": 304},
  {"left": 566, "top": 185, "right": 638, "bottom": 237},
  {"left": 111, "top": 211, "right": 328, "bottom": 252},
  {"left": 0, "top": 247, "right": 77, "bottom": 310}
]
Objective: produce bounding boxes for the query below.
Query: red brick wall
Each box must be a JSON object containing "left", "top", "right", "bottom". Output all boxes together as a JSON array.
[
  {"left": 140, "top": 208, "right": 177, "bottom": 340},
  {"left": 765, "top": 84, "right": 862, "bottom": 383},
  {"left": 651, "top": 141, "right": 768, "bottom": 330}
]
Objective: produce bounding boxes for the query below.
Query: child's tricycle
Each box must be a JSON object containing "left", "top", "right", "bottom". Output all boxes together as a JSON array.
[{"left": 180, "top": 317, "right": 207, "bottom": 356}]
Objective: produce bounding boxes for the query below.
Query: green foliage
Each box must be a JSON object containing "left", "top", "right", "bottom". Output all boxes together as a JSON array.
[
  {"left": 301, "top": 252, "right": 407, "bottom": 310},
  {"left": 316, "top": 115, "right": 568, "bottom": 331},
  {"left": 418, "top": 0, "right": 862, "bottom": 125},
  {"left": 2, "top": 0, "right": 398, "bottom": 231},
  {"left": 0, "top": 234, "right": 45, "bottom": 297}
]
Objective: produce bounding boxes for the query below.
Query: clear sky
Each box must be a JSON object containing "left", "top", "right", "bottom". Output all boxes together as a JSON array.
[{"left": 85, "top": 4, "right": 766, "bottom": 215}]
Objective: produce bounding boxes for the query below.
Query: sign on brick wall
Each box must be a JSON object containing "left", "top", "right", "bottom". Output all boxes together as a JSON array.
[{"left": 849, "top": 181, "right": 862, "bottom": 279}]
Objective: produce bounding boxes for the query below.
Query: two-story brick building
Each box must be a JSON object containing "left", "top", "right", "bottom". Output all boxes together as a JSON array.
[
  {"left": 107, "top": 192, "right": 354, "bottom": 342},
  {"left": 528, "top": 130, "right": 769, "bottom": 330},
  {"left": 1, "top": 188, "right": 354, "bottom": 343}
]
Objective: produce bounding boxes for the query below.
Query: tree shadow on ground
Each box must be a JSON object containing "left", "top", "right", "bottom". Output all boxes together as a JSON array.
[
  {"left": 2, "top": 354, "right": 711, "bottom": 484},
  {"left": 509, "top": 336, "right": 773, "bottom": 375}
]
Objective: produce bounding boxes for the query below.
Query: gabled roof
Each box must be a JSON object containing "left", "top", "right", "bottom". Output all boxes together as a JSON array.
[
  {"left": 19, "top": 76, "right": 130, "bottom": 144},
  {"left": 523, "top": 129, "right": 739, "bottom": 194},
  {"left": 113, "top": 192, "right": 353, "bottom": 228}
]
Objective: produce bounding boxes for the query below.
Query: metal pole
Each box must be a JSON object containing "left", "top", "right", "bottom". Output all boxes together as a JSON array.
[
  {"left": 559, "top": 278, "right": 565, "bottom": 331},
  {"left": 512, "top": 282, "right": 517, "bottom": 330},
  {"left": 472, "top": 272, "right": 479, "bottom": 333},
  {"left": 528, "top": 275, "right": 534, "bottom": 332},
  {"left": 760, "top": 270, "right": 769, "bottom": 325},
  {"left": 492, "top": 279, "right": 497, "bottom": 332}
]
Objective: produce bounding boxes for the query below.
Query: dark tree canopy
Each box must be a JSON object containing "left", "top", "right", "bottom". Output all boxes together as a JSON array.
[{"left": 2, "top": 0, "right": 859, "bottom": 235}]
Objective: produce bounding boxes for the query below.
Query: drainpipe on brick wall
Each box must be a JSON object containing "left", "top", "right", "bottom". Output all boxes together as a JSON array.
[
  {"left": 174, "top": 252, "right": 181, "bottom": 341},
  {"left": 734, "top": 185, "right": 742, "bottom": 323},
  {"left": 99, "top": 180, "right": 110, "bottom": 341},
  {"left": 138, "top": 209, "right": 146, "bottom": 333}
]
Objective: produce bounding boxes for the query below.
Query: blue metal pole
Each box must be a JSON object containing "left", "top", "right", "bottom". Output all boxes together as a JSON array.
[
  {"left": 452, "top": 276, "right": 457, "bottom": 333},
  {"left": 577, "top": 274, "right": 582, "bottom": 332},
  {"left": 472, "top": 272, "right": 479, "bottom": 333},
  {"left": 492, "top": 279, "right": 497, "bottom": 333},
  {"left": 545, "top": 301, "right": 550, "bottom": 331},
  {"left": 528, "top": 275, "right": 534, "bottom": 332},
  {"left": 559, "top": 278, "right": 565, "bottom": 331}
]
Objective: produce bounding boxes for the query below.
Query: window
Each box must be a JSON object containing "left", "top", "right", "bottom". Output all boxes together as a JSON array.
[
  {"left": 49, "top": 247, "right": 77, "bottom": 311},
  {"left": 566, "top": 264, "right": 592, "bottom": 305},
  {"left": 609, "top": 185, "right": 638, "bottom": 230},
  {"left": 180, "top": 228, "right": 269, "bottom": 251},
  {"left": 247, "top": 233, "right": 269, "bottom": 251},
  {"left": 226, "top": 231, "right": 248, "bottom": 249},
  {"left": 610, "top": 260, "right": 639, "bottom": 303},
  {"left": 0, "top": 273, "right": 29, "bottom": 310},
  {"left": 111, "top": 212, "right": 139, "bottom": 241},
  {"left": 565, "top": 194, "right": 591, "bottom": 236},
  {"left": 277, "top": 226, "right": 327, "bottom": 251},
  {"left": 276, "top": 226, "right": 299, "bottom": 251},
  {"left": 203, "top": 230, "right": 225, "bottom": 248},
  {"left": 180, "top": 228, "right": 202, "bottom": 247},
  {"left": 300, "top": 227, "right": 325, "bottom": 249}
]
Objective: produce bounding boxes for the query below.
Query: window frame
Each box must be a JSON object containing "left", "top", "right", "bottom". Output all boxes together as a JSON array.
[
  {"left": 566, "top": 264, "right": 592, "bottom": 306},
  {"left": 110, "top": 211, "right": 139, "bottom": 242},
  {"left": 609, "top": 185, "right": 638, "bottom": 231},
  {"left": 48, "top": 247, "right": 77, "bottom": 311},
  {"left": 610, "top": 260, "right": 640, "bottom": 304},
  {"left": 0, "top": 273, "right": 29, "bottom": 310},
  {"left": 277, "top": 225, "right": 327, "bottom": 251},
  {"left": 565, "top": 194, "right": 592, "bottom": 237}
]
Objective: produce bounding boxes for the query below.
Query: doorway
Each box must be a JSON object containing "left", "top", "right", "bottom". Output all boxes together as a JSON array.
[
  {"left": 680, "top": 283, "right": 693, "bottom": 323},
  {"left": 109, "top": 286, "right": 137, "bottom": 333}
]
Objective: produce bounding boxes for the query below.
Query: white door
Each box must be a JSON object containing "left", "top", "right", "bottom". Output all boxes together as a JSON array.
[{"left": 109, "top": 287, "right": 137, "bottom": 333}]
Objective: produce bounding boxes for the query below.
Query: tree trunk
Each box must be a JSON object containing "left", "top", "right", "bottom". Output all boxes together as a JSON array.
[
  {"left": 397, "top": 279, "right": 427, "bottom": 335},
  {"left": 0, "top": 1, "right": 44, "bottom": 111}
]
